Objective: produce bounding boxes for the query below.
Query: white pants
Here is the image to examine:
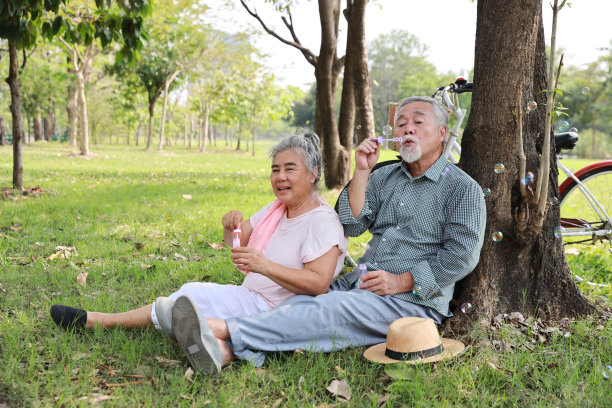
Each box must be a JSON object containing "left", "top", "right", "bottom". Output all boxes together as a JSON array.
[{"left": 150, "top": 282, "right": 271, "bottom": 330}]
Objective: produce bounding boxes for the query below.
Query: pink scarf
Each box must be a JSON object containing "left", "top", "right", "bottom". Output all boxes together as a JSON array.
[{"left": 241, "top": 199, "right": 287, "bottom": 274}]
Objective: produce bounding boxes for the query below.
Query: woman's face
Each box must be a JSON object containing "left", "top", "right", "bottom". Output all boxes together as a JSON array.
[{"left": 270, "top": 149, "right": 316, "bottom": 208}]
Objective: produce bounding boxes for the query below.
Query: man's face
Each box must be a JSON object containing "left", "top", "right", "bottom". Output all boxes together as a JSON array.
[{"left": 394, "top": 101, "right": 446, "bottom": 164}]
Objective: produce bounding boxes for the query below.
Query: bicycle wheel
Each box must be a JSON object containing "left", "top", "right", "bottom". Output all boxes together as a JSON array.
[{"left": 559, "top": 163, "right": 612, "bottom": 245}]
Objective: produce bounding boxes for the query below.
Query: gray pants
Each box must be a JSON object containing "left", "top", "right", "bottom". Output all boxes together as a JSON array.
[{"left": 225, "top": 275, "right": 445, "bottom": 367}]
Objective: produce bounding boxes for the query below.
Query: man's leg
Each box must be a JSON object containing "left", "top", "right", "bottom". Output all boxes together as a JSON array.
[{"left": 222, "top": 288, "right": 443, "bottom": 367}]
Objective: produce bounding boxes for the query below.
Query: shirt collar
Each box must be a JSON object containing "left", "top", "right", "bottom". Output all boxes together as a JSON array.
[{"left": 401, "top": 155, "right": 448, "bottom": 182}]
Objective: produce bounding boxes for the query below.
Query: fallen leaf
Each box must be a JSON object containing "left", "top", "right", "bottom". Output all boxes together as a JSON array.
[
  {"left": 207, "top": 242, "right": 225, "bottom": 250},
  {"left": 180, "top": 394, "right": 194, "bottom": 400},
  {"left": 155, "top": 356, "right": 182, "bottom": 367},
  {"left": 8, "top": 225, "right": 22, "bottom": 231},
  {"left": 182, "top": 194, "right": 192, "bottom": 200},
  {"left": 134, "top": 242, "right": 145, "bottom": 251},
  {"left": 46, "top": 245, "right": 77, "bottom": 260},
  {"left": 184, "top": 367, "right": 194, "bottom": 384},
  {"left": 79, "top": 394, "right": 115, "bottom": 404},
  {"left": 174, "top": 253, "right": 187, "bottom": 261},
  {"left": 326, "top": 379, "right": 352, "bottom": 401},
  {"left": 140, "top": 264, "right": 155, "bottom": 271},
  {"left": 76, "top": 272, "right": 88, "bottom": 287}
]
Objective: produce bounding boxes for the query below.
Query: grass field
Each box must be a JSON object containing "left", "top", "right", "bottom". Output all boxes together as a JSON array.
[{"left": 0, "top": 142, "right": 610, "bottom": 407}]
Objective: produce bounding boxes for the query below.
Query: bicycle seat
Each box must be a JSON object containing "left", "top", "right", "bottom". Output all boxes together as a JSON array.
[{"left": 554, "top": 132, "right": 579, "bottom": 153}]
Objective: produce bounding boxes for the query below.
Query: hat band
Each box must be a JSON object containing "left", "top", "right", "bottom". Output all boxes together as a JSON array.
[{"left": 384, "top": 344, "right": 444, "bottom": 361}]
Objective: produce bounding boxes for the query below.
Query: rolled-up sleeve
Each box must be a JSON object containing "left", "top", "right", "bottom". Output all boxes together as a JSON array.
[{"left": 337, "top": 181, "right": 379, "bottom": 238}]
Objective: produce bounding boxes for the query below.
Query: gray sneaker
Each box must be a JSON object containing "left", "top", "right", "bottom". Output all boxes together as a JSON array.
[
  {"left": 154, "top": 297, "right": 176, "bottom": 341},
  {"left": 172, "top": 295, "right": 222, "bottom": 375}
]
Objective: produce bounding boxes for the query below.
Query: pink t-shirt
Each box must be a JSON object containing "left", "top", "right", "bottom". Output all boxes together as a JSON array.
[{"left": 241, "top": 202, "right": 348, "bottom": 308}]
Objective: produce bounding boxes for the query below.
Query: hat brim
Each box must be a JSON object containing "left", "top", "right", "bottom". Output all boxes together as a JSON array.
[{"left": 363, "top": 338, "right": 465, "bottom": 364}]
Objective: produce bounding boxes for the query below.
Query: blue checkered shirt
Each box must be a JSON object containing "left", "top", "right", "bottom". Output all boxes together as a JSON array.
[{"left": 337, "top": 155, "right": 486, "bottom": 316}]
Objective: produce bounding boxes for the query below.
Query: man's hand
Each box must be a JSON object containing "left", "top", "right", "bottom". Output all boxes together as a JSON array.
[
  {"left": 354, "top": 138, "right": 381, "bottom": 172},
  {"left": 359, "top": 270, "right": 414, "bottom": 296},
  {"left": 222, "top": 210, "right": 243, "bottom": 231},
  {"left": 231, "top": 247, "right": 271, "bottom": 274}
]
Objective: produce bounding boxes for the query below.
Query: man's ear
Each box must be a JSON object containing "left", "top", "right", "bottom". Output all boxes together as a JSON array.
[{"left": 439, "top": 126, "right": 447, "bottom": 143}]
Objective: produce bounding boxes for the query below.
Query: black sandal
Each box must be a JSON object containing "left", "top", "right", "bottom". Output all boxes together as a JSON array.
[{"left": 50, "top": 305, "right": 87, "bottom": 330}]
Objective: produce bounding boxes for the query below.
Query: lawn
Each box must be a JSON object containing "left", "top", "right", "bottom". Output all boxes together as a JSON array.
[{"left": 0, "top": 142, "right": 610, "bottom": 407}]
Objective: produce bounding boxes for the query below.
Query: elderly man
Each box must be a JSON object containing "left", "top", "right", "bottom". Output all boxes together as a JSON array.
[{"left": 173, "top": 96, "right": 486, "bottom": 374}]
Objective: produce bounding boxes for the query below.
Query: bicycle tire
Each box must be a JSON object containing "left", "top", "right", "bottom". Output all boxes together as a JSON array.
[{"left": 559, "top": 162, "right": 612, "bottom": 245}]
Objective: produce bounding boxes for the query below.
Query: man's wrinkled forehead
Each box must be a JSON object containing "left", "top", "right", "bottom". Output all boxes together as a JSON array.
[{"left": 397, "top": 108, "right": 428, "bottom": 120}]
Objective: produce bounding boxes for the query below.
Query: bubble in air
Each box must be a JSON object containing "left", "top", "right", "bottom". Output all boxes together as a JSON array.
[
  {"left": 355, "top": 125, "right": 362, "bottom": 130},
  {"left": 461, "top": 303, "right": 473, "bottom": 314},
  {"left": 492, "top": 231, "right": 503, "bottom": 242},
  {"left": 382, "top": 125, "right": 393, "bottom": 137},
  {"left": 603, "top": 365, "right": 612, "bottom": 381},
  {"left": 527, "top": 101, "right": 538, "bottom": 111},
  {"left": 412, "top": 285, "right": 422, "bottom": 295},
  {"left": 521, "top": 171, "right": 535, "bottom": 185},
  {"left": 550, "top": 197, "right": 559, "bottom": 206},
  {"left": 558, "top": 121, "right": 570, "bottom": 132},
  {"left": 482, "top": 188, "right": 492, "bottom": 197},
  {"left": 494, "top": 163, "right": 506, "bottom": 174},
  {"left": 581, "top": 86, "right": 590, "bottom": 95},
  {"left": 569, "top": 127, "right": 578, "bottom": 133},
  {"left": 554, "top": 226, "right": 565, "bottom": 239}
]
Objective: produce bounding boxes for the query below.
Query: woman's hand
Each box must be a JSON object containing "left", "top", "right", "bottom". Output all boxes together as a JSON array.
[
  {"left": 222, "top": 210, "right": 243, "bottom": 231},
  {"left": 231, "top": 247, "right": 271, "bottom": 275},
  {"left": 358, "top": 270, "right": 414, "bottom": 296}
]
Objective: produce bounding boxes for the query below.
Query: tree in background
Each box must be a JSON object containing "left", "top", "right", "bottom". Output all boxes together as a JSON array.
[
  {"left": 0, "top": 0, "right": 149, "bottom": 189},
  {"left": 240, "top": 0, "right": 372, "bottom": 189}
]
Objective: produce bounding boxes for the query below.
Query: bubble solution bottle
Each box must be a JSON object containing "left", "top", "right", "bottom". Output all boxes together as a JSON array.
[
  {"left": 354, "top": 263, "right": 368, "bottom": 288},
  {"left": 232, "top": 224, "right": 241, "bottom": 248}
]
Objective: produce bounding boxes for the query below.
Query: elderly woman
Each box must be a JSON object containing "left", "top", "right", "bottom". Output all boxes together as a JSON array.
[{"left": 50, "top": 132, "right": 348, "bottom": 344}]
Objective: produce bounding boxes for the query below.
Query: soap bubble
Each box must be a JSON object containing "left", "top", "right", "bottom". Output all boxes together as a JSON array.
[
  {"left": 412, "top": 285, "right": 422, "bottom": 295},
  {"left": 527, "top": 101, "right": 538, "bottom": 111},
  {"left": 460, "top": 303, "right": 473, "bottom": 314},
  {"left": 441, "top": 167, "right": 450, "bottom": 176},
  {"left": 382, "top": 125, "right": 393, "bottom": 137},
  {"left": 558, "top": 121, "right": 570, "bottom": 132},
  {"left": 492, "top": 231, "right": 504, "bottom": 242},
  {"left": 554, "top": 226, "right": 565, "bottom": 239},
  {"left": 569, "top": 127, "right": 578, "bottom": 133},
  {"left": 494, "top": 163, "right": 506, "bottom": 174},
  {"left": 603, "top": 365, "right": 612, "bottom": 381},
  {"left": 521, "top": 171, "right": 535, "bottom": 185},
  {"left": 355, "top": 124, "right": 362, "bottom": 130},
  {"left": 581, "top": 86, "right": 590, "bottom": 95},
  {"left": 482, "top": 188, "right": 492, "bottom": 197},
  {"left": 550, "top": 197, "right": 559, "bottom": 206}
]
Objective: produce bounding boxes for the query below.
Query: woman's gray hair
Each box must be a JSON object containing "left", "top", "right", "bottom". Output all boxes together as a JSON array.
[
  {"left": 271, "top": 130, "right": 323, "bottom": 188},
  {"left": 394, "top": 96, "right": 449, "bottom": 128}
]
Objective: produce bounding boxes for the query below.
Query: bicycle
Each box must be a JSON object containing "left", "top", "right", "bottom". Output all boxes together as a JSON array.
[{"left": 432, "top": 78, "right": 612, "bottom": 287}]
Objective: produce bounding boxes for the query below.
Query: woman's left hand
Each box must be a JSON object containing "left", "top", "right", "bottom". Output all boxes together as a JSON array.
[{"left": 231, "top": 247, "right": 271, "bottom": 275}]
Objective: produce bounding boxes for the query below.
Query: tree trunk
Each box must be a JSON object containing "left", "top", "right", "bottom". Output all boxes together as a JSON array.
[
  {"left": 251, "top": 129, "right": 255, "bottom": 156},
  {"left": 450, "top": 0, "right": 592, "bottom": 328},
  {"left": 225, "top": 126, "right": 229, "bottom": 147},
  {"left": 66, "top": 56, "right": 78, "bottom": 148},
  {"left": 199, "top": 103, "right": 209, "bottom": 153},
  {"left": 158, "top": 70, "right": 180, "bottom": 151},
  {"left": 6, "top": 44, "right": 23, "bottom": 190},
  {"left": 146, "top": 100, "right": 155, "bottom": 150},
  {"left": 189, "top": 116, "right": 194, "bottom": 149},
  {"left": 184, "top": 115, "right": 188, "bottom": 146},
  {"left": 34, "top": 113, "right": 42, "bottom": 141},
  {"left": 75, "top": 69, "right": 89, "bottom": 155},
  {"left": 345, "top": 0, "right": 374, "bottom": 145},
  {"left": 0, "top": 116, "right": 6, "bottom": 145},
  {"left": 134, "top": 113, "right": 141, "bottom": 146}
]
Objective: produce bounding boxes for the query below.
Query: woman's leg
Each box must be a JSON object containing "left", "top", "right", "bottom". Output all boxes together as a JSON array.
[{"left": 86, "top": 304, "right": 153, "bottom": 329}]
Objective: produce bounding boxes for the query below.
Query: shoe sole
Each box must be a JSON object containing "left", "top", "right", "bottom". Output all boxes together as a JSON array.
[{"left": 172, "top": 296, "right": 221, "bottom": 375}]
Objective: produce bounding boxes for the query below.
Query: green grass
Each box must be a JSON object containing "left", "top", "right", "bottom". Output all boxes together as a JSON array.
[{"left": 0, "top": 142, "right": 611, "bottom": 407}]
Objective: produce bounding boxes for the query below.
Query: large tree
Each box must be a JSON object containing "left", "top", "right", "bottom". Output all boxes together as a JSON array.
[
  {"left": 451, "top": 0, "right": 593, "bottom": 325},
  {"left": 240, "top": 0, "right": 372, "bottom": 189}
]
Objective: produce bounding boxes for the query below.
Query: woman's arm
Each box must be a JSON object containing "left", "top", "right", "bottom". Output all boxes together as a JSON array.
[{"left": 231, "top": 246, "right": 341, "bottom": 295}]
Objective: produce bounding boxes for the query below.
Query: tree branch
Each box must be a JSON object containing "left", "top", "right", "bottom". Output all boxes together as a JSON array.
[{"left": 239, "top": 0, "right": 317, "bottom": 66}]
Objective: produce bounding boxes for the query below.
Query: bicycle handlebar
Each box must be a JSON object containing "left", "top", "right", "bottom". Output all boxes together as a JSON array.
[{"left": 433, "top": 78, "right": 473, "bottom": 97}]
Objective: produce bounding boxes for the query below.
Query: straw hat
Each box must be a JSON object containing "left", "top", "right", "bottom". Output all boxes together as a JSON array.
[{"left": 364, "top": 317, "right": 465, "bottom": 364}]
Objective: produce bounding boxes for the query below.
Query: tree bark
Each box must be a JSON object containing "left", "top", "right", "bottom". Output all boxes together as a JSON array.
[
  {"left": 345, "top": 0, "right": 374, "bottom": 145},
  {"left": 158, "top": 70, "right": 181, "bottom": 151},
  {"left": 450, "top": 0, "right": 593, "bottom": 327},
  {"left": 34, "top": 113, "right": 42, "bottom": 141},
  {"left": 6, "top": 44, "right": 23, "bottom": 190},
  {"left": 66, "top": 56, "right": 78, "bottom": 148},
  {"left": 0, "top": 116, "right": 6, "bottom": 145},
  {"left": 146, "top": 99, "right": 155, "bottom": 150}
]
